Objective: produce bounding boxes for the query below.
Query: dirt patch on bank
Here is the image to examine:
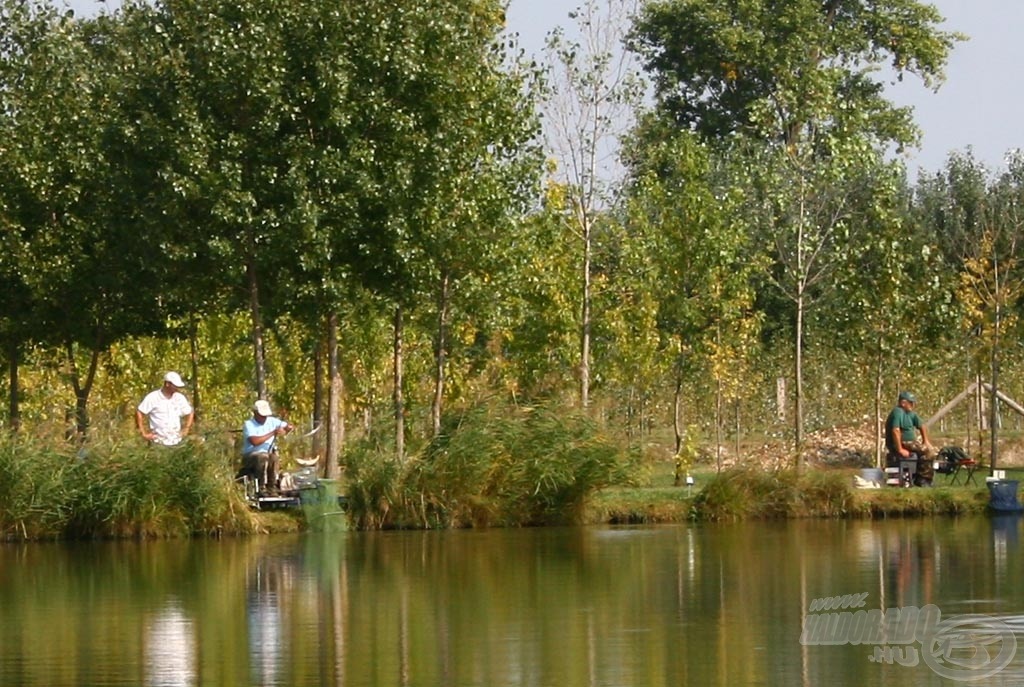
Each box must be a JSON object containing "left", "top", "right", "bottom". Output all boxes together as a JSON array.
[
  {"left": 734, "top": 422, "right": 1024, "bottom": 469},
  {"left": 737, "top": 423, "right": 877, "bottom": 470}
]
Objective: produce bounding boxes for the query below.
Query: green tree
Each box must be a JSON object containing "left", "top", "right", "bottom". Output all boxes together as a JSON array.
[
  {"left": 623, "top": 121, "right": 762, "bottom": 467},
  {"left": 395, "top": 4, "right": 542, "bottom": 438},
  {"left": 0, "top": 0, "right": 49, "bottom": 430},
  {"left": 821, "top": 167, "right": 942, "bottom": 466},
  {"left": 745, "top": 141, "right": 902, "bottom": 462},
  {"left": 628, "top": 0, "right": 961, "bottom": 148},
  {"left": 628, "top": 0, "right": 961, "bottom": 465},
  {"left": 498, "top": 187, "right": 581, "bottom": 402},
  {"left": 0, "top": 1, "right": 176, "bottom": 436},
  {"left": 915, "top": 152, "right": 1024, "bottom": 470}
]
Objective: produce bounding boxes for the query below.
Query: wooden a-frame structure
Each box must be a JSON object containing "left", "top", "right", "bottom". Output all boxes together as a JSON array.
[
  {"left": 923, "top": 380, "right": 1024, "bottom": 472},
  {"left": 925, "top": 380, "right": 1024, "bottom": 430}
]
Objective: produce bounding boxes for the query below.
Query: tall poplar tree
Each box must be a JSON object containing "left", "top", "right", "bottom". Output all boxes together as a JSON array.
[{"left": 542, "top": 0, "right": 644, "bottom": 410}]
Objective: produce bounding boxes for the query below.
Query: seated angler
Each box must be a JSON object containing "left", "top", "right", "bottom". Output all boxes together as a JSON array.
[
  {"left": 238, "top": 399, "right": 293, "bottom": 494},
  {"left": 885, "top": 391, "right": 936, "bottom": 486}
]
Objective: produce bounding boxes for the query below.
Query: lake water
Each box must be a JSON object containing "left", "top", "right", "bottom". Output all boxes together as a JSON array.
[{"left": 2, "top": 516, "right": 1024, "bottom": 686}]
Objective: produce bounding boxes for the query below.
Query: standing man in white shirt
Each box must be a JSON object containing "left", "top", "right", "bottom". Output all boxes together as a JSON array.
[{"left": 136, "top": 372, "right": 194, "bottom": 446}]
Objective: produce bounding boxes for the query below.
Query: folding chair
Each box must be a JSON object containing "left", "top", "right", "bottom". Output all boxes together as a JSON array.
[{"left": 949, "top": 458, "right": 979, "bottom": 486}]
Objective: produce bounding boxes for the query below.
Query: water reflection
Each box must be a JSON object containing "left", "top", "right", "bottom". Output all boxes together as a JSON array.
[
  {"left": 247, "top": 557, "right": 284, "bottom": 686},
  {"left": 145, "top": 601, "right": 196, "bottom": 687},
  {"left": 2, "top": 517, "right": 1024, "bottom": 686}
]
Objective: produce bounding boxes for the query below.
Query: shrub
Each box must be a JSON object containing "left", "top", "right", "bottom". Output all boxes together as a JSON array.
[
  {"left": 344, "top": 444, "right": 402, "bottom": 530},
  {"left": 797, "top": 470, "right": 855, "bottom": 517}
]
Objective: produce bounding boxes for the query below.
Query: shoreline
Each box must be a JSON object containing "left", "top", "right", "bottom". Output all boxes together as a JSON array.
[
  {"left": 587, "top": 480, "right": 995, "bottom": 525},
  {"left": 0, "top": 466, "right": 1006, "bottom": 541}
]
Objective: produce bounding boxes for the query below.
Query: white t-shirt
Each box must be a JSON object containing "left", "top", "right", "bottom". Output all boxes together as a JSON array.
[{"left": 138, "top": 389, "right": 193, "bottom": 446}]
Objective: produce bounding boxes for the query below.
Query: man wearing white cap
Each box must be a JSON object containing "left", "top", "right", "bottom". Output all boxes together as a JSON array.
[
  {"left": 136, "top": 372, "right": 194, "bottom": 446},
  {"left": 240, "top": 399, "right": 293, "bottom": 493}
]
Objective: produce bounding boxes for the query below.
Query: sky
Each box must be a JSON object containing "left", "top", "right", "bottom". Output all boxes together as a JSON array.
[
  {"left": 64, "top": 0, "right": 1021, "bottom": 179},
  {"left": 505, "top": 0, "right": 1024, "bottom": 179}
]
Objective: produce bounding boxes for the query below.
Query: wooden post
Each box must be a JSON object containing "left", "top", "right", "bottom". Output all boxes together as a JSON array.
[
  {"left": 924, "top": 381, "right": 978, "bottom": 430},
  {"left": 776, "top": 377, "right": 786, "bottom": 422}
]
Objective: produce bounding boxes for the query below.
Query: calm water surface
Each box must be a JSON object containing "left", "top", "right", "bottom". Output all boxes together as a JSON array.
[{"left": 3, "top": 516, "right": 1024, "bottom": 686}]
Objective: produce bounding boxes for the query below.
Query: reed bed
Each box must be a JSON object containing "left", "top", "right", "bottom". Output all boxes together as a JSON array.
[
  {"left": 344, "top": 402, "right": 639, "bottom": 529},
  {"left": 1, "top": 421, "right": 995, "bottom": 540},
  {"left": 0, "top": 438, "right": 258, "bottom": 540}
]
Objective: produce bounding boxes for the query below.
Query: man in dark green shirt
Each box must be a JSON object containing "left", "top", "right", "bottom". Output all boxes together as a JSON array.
[{"left": 885, "top": 391, "right": 936, "bottom": 485}]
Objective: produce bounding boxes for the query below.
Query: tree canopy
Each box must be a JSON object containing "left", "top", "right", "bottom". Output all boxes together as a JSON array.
[{"left": 629, "top": 0, "right": 962, "bottom": 149}]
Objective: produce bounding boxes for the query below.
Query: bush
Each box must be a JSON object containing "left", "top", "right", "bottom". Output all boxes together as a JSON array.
[{"left": 344, "top": 444, "right": 403, "bottom": 530}]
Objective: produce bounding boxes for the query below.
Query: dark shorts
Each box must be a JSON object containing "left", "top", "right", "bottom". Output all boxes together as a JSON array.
[{"left": 237, "top": 450, "right": 279, "bottom": 489}]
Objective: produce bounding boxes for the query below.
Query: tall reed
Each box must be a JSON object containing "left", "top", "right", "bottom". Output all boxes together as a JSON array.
[
  {"left": 344, "top": 401, "right": 637, "bottom": 529},
  {"left": 692, "top": 466, "right": 855, "bottom": 520},
  {"left": 0, "top": 437, "right": 257, "bottom": 540}
]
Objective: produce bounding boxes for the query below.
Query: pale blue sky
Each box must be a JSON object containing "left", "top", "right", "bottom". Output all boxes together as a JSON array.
[{"left": 65, "top": 0, "right": 1020, "bottom": 178}]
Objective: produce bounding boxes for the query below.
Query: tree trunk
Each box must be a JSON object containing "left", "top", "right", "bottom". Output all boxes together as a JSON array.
[
  {"left": 326, "top": 312, "right": 344, "bottom": 479},
  {"left": 431, "top": 272, "right": 450, "bottom": 437},
  {"left": 990, "top": 254, "right": 1003, "bottom": 473},
  {"left": 640, "top": 391, "right": 647, "bottom": 444},
  {"left": 580, "top": 212, "right": 591, "bottom": 409},
  {"left": 794, "top": 289, "right": 805, "bottom": 472},
  {"left": 625, "top": 387, "right": 635, "bottom": 440},
  {"left": 792, "top": 175, "right": 809, "bottom": 472},
  {"left": 734, "top": 398, "right": 741, "bottom": 462},
  {"left": 188, "top": 319, "right": 201, "bottom": 427},
  {"left": 715, "top": 378, "right": 723, "bottom": 472},
  {"left": 874, "top": 336, "right": 884, "bottom": 469},
  {"left": 672, "top": 365, "right": 683, "bottom": 455},
  {"left": 673, "top": 361, "right": 684, "bottom": 486},
  {"left": 313, "top": 336, "right": 325, "bottom": 465},
  {"left": 714, "top": 323, "right": 723, "bottom": 468},
  {"left": 65, "top": 342, "right": 101, "bottom": 440},
  {"left": 393, "top": 305, "right": 405, "bottom": 464},
  {"left": 246, "top": 258, "right": 268, "bottom": 399},
  {"left": 990, "top": 303, "right": 1001, "bottom": 474},
  {"left": 975, "top": 372, "right": 985, "bottom": 460}
]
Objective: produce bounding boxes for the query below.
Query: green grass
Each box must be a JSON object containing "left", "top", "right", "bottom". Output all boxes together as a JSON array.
[
  {"left": 586, "top": 486, "right": 696, "bottom": 524},
  {"left": 0, "top": 424, "right": 1008, "bottom": 540}
]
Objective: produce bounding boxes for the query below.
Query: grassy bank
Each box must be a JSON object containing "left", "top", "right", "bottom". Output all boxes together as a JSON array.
[
  {"left": 0, "top": 417, "right": 1009, "bottom": 540},
  {"left": 588, "top": 465, "right": 995, "bottom": 523},
  {"left": 0, "top": 401, "right": 639, "bottom": 539}
]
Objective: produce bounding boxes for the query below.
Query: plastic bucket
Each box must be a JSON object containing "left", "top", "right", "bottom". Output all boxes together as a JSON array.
[{"left": 859, "top": 468, "right": 884, "bottom": 487}]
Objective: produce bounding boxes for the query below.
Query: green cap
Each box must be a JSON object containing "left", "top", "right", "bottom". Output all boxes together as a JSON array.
[{"left": 898, "top": 391, "right": 917, "bottom": 404}]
